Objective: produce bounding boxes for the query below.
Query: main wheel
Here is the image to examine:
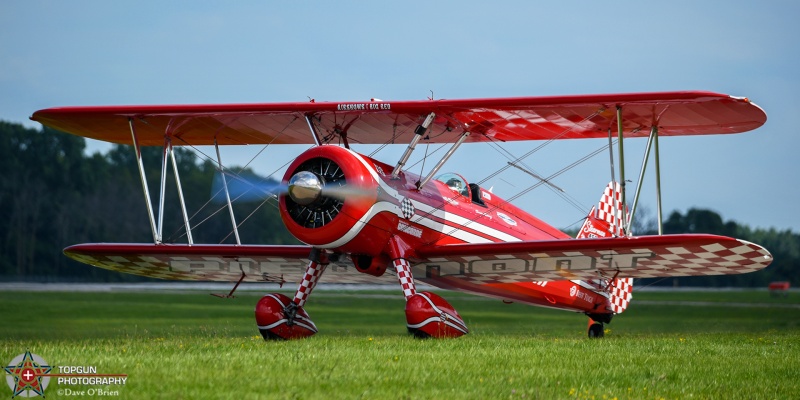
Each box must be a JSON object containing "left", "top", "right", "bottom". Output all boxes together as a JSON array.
[
  {"left": 405, "top": 292, "right": 468, "bottom": 338},
  {"left": 255, "top": 293, "right": 318, "bottom": 340}
]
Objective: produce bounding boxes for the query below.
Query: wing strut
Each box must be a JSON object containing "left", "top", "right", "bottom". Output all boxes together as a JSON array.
[
  {"left": 628, "top": 126, "right": 657, "bottom": 234},
  {"left": 612, "top": 113, "right": 665, "bottom": 236},
  {"left": 417, "top": 130, "right": 471, "bottom": 189},
  {"left": 128, "top": 119, "right": 195, "bottom": 244},
  {"left": 214, "top": 139, "right": 242, "bottom": 245},
  {"left": 168, "top": 139, "right": 194, "bottom": 244},
  {"left": 392, "top": 112, "right": 436, "bottom": 179},
  {"left": 157, "top": 136, "right": 170, "bottom": 242},
  {"left": 129, "top": 118, "right": 159, "bottom": 243},
  {"left": 615, "top": 106, "right": 629, "bottom": 236},
  {"left": 654, "top": 127, "right": 664, "bottom": 235},
  {"left": 305, "top": 115, "right": 322, "bottom": 146},
  {"left": 607, "top": 128, "right": 616, "bottom": 187}
]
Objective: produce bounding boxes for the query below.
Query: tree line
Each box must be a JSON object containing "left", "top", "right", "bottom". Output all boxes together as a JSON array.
[
  {"left": 1, "top": 120, "right": 796, "bottom": 286},
  {"left": 0, "top": 120, "right": 295, "bottom": 281}
]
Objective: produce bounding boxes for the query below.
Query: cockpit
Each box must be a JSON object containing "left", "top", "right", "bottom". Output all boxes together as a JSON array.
[
  {"left": 436, "top": 173, "right": 469, "bottom": 197},
  {"left": 434, "top": 173, "right": 487, "bottom": 207}
]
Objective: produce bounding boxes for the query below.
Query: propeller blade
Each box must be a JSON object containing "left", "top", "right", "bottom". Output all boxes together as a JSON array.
[
  {"left": 212, "top": 172, "right": 287, "bottom": 203},
  {"left": 319, "top": 184, "right": 375, "bottom": 201},
  {"left": 213, "top": 170, "right": 375, "bottom": 205}
]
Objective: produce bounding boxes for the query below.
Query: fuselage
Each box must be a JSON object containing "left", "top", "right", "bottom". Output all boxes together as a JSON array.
[{"left": 278, "top": 145, "right": 614, "bottom": 316}]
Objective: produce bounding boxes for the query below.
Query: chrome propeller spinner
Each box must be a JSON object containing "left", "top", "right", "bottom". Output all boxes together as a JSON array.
[{"left": 288, "top": 170, "right": 324, "bottom": 206}]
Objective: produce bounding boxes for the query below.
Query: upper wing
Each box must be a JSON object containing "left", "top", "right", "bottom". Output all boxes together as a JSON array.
[
  {"left": 31, "top": 91, "right": 766, "bottom": 146},
  {"left": 64, "top": 243, "right": 397, "bottom": 285},
  {"left": 410, "top": 234, "right": 772, "bottom": 286}
]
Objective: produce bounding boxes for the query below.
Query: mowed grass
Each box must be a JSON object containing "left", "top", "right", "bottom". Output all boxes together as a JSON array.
[{"left": 1, "top": 289, "right": 799, "bottom": 399}]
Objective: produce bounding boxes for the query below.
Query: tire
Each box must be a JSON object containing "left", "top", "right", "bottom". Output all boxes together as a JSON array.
[{"left": 588, "top": 323, "right": 604, "bottom": 338}]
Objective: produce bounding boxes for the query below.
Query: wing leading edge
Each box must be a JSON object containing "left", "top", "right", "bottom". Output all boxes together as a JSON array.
[
  {"left": 64, "top": 243, "right": 397, "bottom": 285},
  {"left": 411, "top": 234, "right": 772, "bottom": 286},
  {"left": 65, "top": 235, "right": 772, "bottom": 287},
  {"left": 32, "top": 91, "right": 766, "bottom": 146}
]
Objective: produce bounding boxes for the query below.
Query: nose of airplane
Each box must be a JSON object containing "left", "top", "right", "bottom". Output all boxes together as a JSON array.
[{"left": 287, "top": 170, "right": 323, "bottom": 206}]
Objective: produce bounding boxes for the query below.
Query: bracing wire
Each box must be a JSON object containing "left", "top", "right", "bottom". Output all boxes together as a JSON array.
[
  {"left": 485, "top": 140, "right": 588, "bottom": 215},
  {"left": 430, "top": 140, "right": 614, "bottom": 244},
  {"left": 164, "top": 117, "right": 300, "bottom": 243}
]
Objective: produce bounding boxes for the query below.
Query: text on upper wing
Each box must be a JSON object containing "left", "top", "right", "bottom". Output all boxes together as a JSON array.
[{"left": 337, "top": 103, "right": 392, "bottom": 111}]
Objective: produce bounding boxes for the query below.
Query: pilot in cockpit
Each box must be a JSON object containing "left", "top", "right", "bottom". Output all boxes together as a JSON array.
[
  {"left": 446, "top": 178, "right": 464, "bottom": 193},
  {"left": 436, "top": 173, "right": 470, "bottom": 198}
]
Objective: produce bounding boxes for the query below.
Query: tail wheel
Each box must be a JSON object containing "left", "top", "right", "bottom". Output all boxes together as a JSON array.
[{"left": 588, "top": 323, "right": 604, "bottom": 338}]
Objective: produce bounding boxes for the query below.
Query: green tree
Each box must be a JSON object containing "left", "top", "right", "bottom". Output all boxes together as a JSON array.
[{"left": 0, "top": 121, "right": 297, "bottom": 281}]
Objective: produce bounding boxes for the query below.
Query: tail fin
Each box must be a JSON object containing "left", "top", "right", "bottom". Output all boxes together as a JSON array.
[
  {"left": 576, "top": 181, "right": 625, "bottom": 239},
  {"left": 577, "top": 182, "right": 633, "bottom": 314}
]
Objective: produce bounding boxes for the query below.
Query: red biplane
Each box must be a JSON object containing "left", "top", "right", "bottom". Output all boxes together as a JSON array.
[{"left": 31, "top": 91, "right": 772, "bottom": 339}]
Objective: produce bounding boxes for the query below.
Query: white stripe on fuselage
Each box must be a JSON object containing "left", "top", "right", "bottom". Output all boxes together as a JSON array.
[
  {"left": 318, "top": 149, "right": 525, "bottom": 248},
  {"left": 352, "top": 150, "right": 523, "bottom": 243},
  {"left": 318, "top": 201, "right": 400, "bottom": 248},
  {"left": 411, "top": 200, "right": 522, "bottom": 243}
]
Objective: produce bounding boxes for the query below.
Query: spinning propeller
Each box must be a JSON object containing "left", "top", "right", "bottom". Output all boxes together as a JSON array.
[{"left": 213, "top": 157, "right": 374, "bottom": 229}]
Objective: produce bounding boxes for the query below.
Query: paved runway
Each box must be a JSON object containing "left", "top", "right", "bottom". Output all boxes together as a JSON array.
[{"left": 3, "top": 283, "right": 797, "bottom": 308}]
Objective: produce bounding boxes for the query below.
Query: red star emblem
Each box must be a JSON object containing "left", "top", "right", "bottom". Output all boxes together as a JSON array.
[{"left": 4, "top": 351, "right": 51, "bottom": 398}]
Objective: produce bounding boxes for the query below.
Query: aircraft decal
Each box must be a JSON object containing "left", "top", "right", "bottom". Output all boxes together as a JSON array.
[
  {"left": 336, "top": 102, "right": 392, "bottom": 111},
  {"left": 400, "top": 198, "right": 415, "bottom": 219},
  {"left": 571, "top": 280, "right": 612, "bottom": 299},
  {"left": 496, "top": 212, "right": 518, "bottom": 227}
]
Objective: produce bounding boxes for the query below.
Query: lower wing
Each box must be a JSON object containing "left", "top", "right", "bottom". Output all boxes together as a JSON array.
[
  {"left": 65, "top": 234, "right": 771, "bottom": 286},
  {"left": 411, "top": 234, "right": 772, "bottom": 286},
  {"left": 64, "top": 243, "right": 397, "bottom": 285}
]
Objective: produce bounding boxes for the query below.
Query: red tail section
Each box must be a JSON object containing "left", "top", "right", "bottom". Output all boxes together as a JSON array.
[
  {"left": 577, "top": 182, "right": 633, "bottom": 314},
  {"left": 576, "top": 182, "right": 626, "bottom": 239}
]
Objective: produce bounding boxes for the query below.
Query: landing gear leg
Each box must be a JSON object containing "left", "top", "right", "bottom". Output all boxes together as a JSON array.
[
  {"left": 390, "top": 240, "right": 468, "bottom": 338},
  {"left": 255, "top": 250, "right": 329, "bottom": 340}
]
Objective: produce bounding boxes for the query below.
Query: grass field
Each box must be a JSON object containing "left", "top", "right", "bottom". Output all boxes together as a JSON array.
[{"left": 2, "top": 288, "right": 799, "bottom": 399}]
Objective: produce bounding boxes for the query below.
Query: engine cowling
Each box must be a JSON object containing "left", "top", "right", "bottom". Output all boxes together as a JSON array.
[{"left": 279, "top": 146, "right": 396, "bottom": 255}]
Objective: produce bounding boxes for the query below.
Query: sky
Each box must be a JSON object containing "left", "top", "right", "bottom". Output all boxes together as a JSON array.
[{"left": 2, "top": 1, "right": 799, "bottom": 233}]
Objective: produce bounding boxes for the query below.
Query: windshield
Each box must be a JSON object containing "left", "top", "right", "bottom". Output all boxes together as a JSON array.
[{"left": 434, "top": 173, "right": 469, "bottom": 197}]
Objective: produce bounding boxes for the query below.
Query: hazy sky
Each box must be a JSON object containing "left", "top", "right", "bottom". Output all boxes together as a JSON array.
[{"left": 3, "top": 1, "right": 798, "bottom": 232}]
